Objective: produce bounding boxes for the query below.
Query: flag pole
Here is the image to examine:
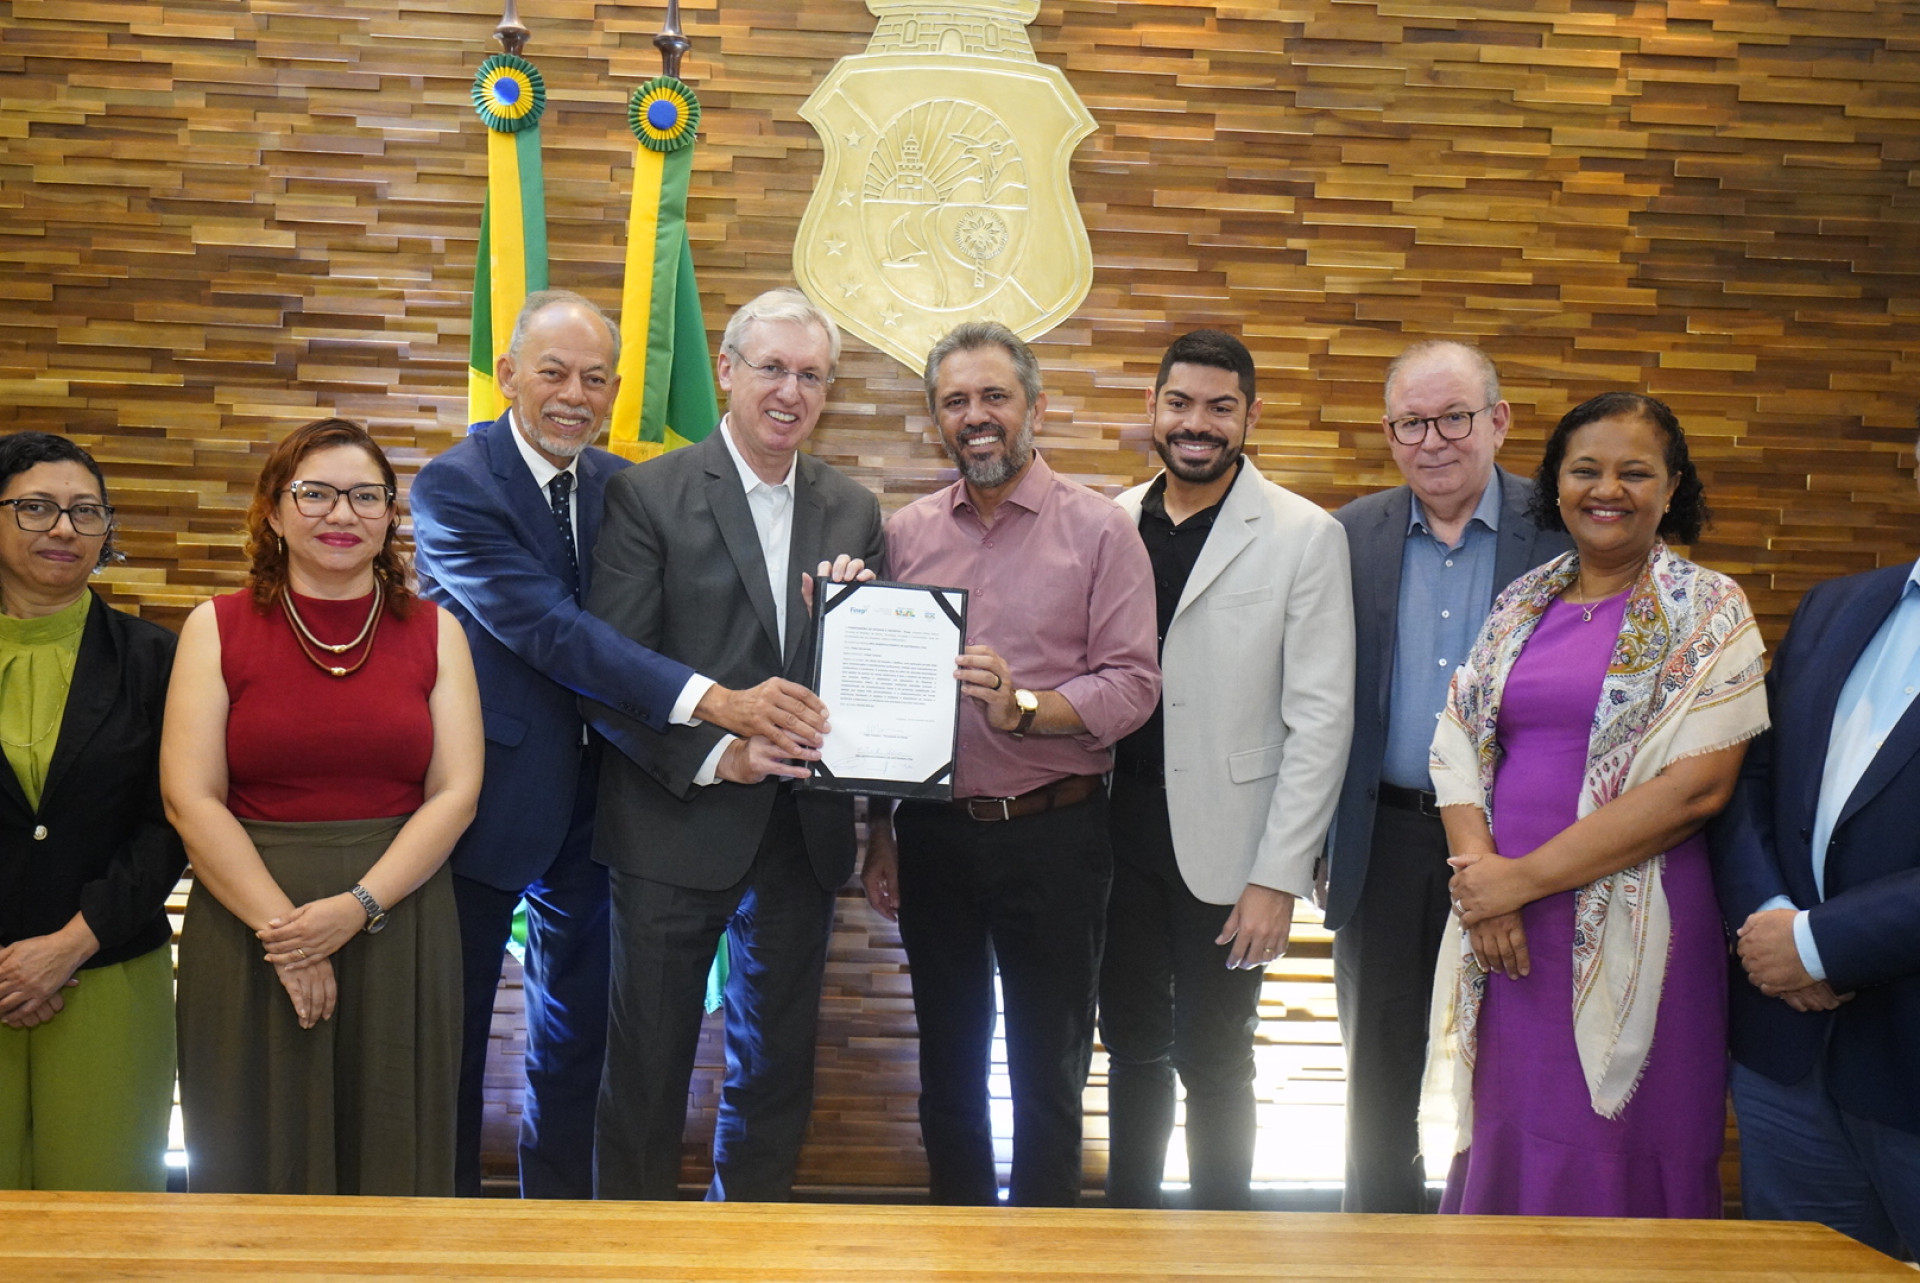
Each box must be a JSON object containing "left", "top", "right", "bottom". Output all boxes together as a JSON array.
[
  {"left": 495, "top": 0, "right": 529, "bottom": 56},
  {"left": 654, "top": 0, "right": 688, "bottom": 77}
]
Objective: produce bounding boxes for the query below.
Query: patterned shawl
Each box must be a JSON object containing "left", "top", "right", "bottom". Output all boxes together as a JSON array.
[{"left": 1419, "top": 541, "right": 1767, "bottom": 1155}]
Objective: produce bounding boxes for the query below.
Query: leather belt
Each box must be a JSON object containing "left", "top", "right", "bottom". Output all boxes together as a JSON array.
[
  {"left": 1377, "top": 782, "right": 1442, "bottom": 819},
  {"left": 951, "top": 773, "right": 1102, "bottom": 822}
]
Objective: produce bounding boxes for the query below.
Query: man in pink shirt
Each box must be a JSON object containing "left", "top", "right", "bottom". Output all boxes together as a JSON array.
[{"left": 862, "top": 321, "right": 1160, "bottom": 1206}]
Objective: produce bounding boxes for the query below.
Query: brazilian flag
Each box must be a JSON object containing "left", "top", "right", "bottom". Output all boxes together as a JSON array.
[
  {"left": 608, "top": 76, "right": 719, "bottom": 462},
  {"left": 468, "top": 53, "right": 550, "bottom": 432}
]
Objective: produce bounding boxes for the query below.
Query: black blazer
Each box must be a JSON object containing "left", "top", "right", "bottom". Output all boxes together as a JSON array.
[
  {"left": 1713, "top": 561, "right": 1920, "bottom": 1135},
  {"left": 0, "top": 592, "right": 184, "bottom": 968},
  {"left": 1323, "top": 468, "right": 1571, "bottom": 931},
  {"left": 583, "top": 430, "right": 886, "bottom": 894}
]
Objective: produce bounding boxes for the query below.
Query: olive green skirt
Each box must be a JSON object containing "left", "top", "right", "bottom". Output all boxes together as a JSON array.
[{"left": 176, "top": 815, "right": 458, "bottom": 1195}]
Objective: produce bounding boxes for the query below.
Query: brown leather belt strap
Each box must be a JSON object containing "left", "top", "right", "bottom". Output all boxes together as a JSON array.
[{"left": 952, "top": 773, "right": 1103, "bottom": 822}]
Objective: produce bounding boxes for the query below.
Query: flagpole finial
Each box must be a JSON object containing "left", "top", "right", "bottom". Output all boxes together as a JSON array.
[
  {"left": 654, "top": 0, "right": 691, "bottom": 79},
  {"left": 495, "top": 0, "right": 530, "bottom": 57}
]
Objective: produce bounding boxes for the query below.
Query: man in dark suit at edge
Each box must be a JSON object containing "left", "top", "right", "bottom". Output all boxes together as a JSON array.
[
  {"left": 1714, "top": 420, "right": 1920, "bottom": 1259},
  {"left": 1324, "top": 340, "right": 1572, "bottom": 1212},
  {"left": 412, "top": 288, "right": 832, "bottom": 1198},
  {"left": 584, "top": 287, "right": 884, "bottom": 1202}
]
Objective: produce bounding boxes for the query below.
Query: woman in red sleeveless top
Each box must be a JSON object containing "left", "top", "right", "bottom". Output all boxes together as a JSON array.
[{"left": 162, "top": 418, "right": 482, "bottom": 1195}]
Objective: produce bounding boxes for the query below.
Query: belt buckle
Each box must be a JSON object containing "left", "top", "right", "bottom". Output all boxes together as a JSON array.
[{"left": 966, "top": 796, "right": 1014, "bottom": 822}]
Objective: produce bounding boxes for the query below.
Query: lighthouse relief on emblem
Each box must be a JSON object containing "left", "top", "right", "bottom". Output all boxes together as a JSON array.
[{"left": 863, "top": 101, "right": 1023, "bottom": 310}]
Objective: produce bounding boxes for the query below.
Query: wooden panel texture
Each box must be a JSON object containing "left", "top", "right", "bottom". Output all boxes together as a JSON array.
[
  {"left": 7, "top": 0, "right": 1919, "bottom": 1195},
  {"left": 4, "top": 1192, "right": 1915, "bottom": 1281}
]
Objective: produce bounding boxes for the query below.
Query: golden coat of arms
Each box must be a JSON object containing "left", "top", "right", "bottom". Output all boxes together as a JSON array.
[{"left": 794, "top": 0, "right": 1097, "bottom": 374}]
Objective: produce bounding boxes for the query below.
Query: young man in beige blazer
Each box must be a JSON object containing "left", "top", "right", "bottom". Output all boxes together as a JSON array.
[{"left": 1104, "top": 330, "right": 1356, "bottom": 1208}]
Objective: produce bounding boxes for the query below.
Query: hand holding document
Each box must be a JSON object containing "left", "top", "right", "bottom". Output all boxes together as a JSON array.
[{"left": 802, "top": 580, "right": 966, "bottom": 799}]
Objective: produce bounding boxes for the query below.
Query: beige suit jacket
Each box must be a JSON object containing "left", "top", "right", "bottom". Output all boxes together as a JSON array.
[{"left": 1118, "top": 463, "right": 1355, "bottom": 904}]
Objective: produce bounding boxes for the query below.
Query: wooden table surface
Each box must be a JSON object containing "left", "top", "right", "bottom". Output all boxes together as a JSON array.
[{"left": 2, "top": 1192, "right": 1908, "bottom": 1281}]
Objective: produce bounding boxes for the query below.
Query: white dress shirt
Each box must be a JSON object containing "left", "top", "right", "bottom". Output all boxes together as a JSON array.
[{"left": 694, "top": 418, "right": 799, "bottom": 786}]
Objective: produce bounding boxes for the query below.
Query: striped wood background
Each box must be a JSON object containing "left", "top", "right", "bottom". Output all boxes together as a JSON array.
[{"left": 12, "top": 0, "right": 1920, "bottom": 1192}]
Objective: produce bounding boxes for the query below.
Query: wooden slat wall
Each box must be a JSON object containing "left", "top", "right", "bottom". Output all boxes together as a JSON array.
[{"left": 9, "top": 0, "right": 1920, "bottom": 1194}]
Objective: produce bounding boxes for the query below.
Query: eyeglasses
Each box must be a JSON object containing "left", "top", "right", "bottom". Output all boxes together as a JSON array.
[
  {"left": 1, "top": 497, "right": 115, "bottom": 536},
  {"left": 284, "top": 480, "right": 395, "bottom": 519},
  {"left": 1387, "top": 405, "right": 1493, "bottom": 445},
  {"left": 729, "top": 349, "right": 832, "bottom": 394}
]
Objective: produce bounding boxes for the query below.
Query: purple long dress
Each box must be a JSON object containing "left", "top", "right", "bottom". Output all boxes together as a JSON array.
[{"left": 1438, "top": 591, "right": 1727, "bottom": 1217}]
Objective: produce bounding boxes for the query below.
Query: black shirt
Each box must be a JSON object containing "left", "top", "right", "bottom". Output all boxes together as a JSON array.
[{"left": 1114, "top": 461, "right": 1239, "bottom": 773}]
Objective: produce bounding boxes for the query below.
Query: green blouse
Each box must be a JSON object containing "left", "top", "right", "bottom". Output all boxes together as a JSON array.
[{"left": 0, "top": 591, "right": 91, "bottom": 810}]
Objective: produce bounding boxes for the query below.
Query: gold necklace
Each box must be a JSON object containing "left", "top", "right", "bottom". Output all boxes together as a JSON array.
[
  {"left": 281, "top": 580, "right": 383, "bottom": 678},
  {"left": 1565, "top": 581, "right": 1626, "bottom": 623},
  {"left": 0, "top": 703, "right": 63, "bottom": 750}
]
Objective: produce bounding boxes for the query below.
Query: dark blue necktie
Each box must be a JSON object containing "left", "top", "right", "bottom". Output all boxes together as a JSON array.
[{"left": 547, "top": 471, "right": 579, "bottom": 598}]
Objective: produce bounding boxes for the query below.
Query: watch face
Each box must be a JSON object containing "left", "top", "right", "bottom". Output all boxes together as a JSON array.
[
  {"left": 1016, "top": 689, "right": 1039, "bottom": 713},
  {"left": 365, "top": 912, "right": 388, "bottom": 935}
]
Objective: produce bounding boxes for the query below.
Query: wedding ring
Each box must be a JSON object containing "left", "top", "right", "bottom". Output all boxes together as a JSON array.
[
  {"left": 298, "top": 948, "right": 308, "bottom": 960},
  {"left": 989, "top": 674, "right": 1003, "bottom": 691}
]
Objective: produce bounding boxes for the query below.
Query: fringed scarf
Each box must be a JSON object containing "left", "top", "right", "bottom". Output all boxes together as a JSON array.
[{"left": 1420, "top": 542, "right": 1767, "bottom": 1155}]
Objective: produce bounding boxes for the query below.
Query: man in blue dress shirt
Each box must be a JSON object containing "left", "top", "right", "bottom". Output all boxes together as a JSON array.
[{"left": 1324, "top": 340, "right": 1571, "bottom": 1212}]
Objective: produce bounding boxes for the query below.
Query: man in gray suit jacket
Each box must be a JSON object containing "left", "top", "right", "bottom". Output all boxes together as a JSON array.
[
  {"left": 1104, "top": 330, "right": 1355, "bottom": 1209},
  {"left": 1325, "top": 340, "right": 1570, "bottom": 1212},
  {"left": 583, "top": 288, "right": 884, "bottom": 1202}
]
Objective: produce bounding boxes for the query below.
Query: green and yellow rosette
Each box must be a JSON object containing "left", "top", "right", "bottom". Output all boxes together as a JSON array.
[
  {"left": 630, "top": 75, "right": 700, "bottom": 152},
  {"left": 466, "top": 51, "right": 550, "bottom": 429},
  {"left": 608, "top": 73, "right": 718, "bottom": 463},
  {"left": 473, "top": 53, "right": 547, "bottom": 134}
]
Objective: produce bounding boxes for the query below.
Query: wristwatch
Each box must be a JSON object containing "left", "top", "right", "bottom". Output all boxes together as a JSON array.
[
  {"left": 348, "top": 883, "right": 389, "bottom": 935},
  {"left": 1010, "top": 688, "right": 1040, "bottom": 739}
]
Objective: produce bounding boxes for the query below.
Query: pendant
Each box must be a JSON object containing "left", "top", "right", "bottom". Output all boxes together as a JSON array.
[{"left": 330, "top": 666, "right": 346, "bottom": 677}]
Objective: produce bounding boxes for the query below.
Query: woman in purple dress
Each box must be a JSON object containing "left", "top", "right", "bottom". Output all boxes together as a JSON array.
[{"left": 1426, "top": 393, "right": 1768, "bottom": 1217}]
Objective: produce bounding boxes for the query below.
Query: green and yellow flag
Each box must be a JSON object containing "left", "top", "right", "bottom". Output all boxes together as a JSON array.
[
  {"left": 615, "top": 74, "right": 727, "bottom": 1003},
  {"left": 468, "top": 53, "right": 550, "bottom": 431},
  {"left": 609, "top": 75, "right": 718, "bottom": 463}
]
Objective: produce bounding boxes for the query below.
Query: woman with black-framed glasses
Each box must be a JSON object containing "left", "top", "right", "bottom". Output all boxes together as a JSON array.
[
  {"left": 162, "top": 417, "right": 482, "bottom": 1194},
  {"left": 0, "top": 431, "right": 185, "bottom": 1191}
]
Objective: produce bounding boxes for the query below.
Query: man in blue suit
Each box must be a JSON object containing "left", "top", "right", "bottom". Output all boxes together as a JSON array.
[
  {"left": 412, "top": 289, "right": 834, "bottom": 1198},
  {"left": 1715, "top": 440, "right": 1920, "bottom": 1259}
]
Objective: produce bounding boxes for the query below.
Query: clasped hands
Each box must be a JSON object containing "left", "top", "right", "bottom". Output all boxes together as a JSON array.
[
  {"left": 257, "top": 893, "right": 368, "bottom": 1029},
  {"left": 709, "top": 556, "right": 875, "bottom": 785},
  {"left": 1448, "top": 854, "right": 1854, "bottom": 1014},
  {"left": 1734, "top": 907, "right": 1852, "bottom": 1014},
  {"left": 0, "top": 934, "right": 88, "bottom": 1029},
  {"left": 1447, "top": 851, "right": 1532, "bottom": 981}
]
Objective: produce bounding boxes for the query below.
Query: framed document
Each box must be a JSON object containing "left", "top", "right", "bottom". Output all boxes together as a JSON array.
[{"left": 800, "top": 579, "right": 967, "bottom": 800}]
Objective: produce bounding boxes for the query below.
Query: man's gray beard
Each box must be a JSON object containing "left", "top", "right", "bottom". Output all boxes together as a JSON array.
[
  {"left": 949, "top": 423, "right": 1035, "bottom": 490},
  {"left": 525, "top": 418, "right": 605, "bottom": 460}
]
